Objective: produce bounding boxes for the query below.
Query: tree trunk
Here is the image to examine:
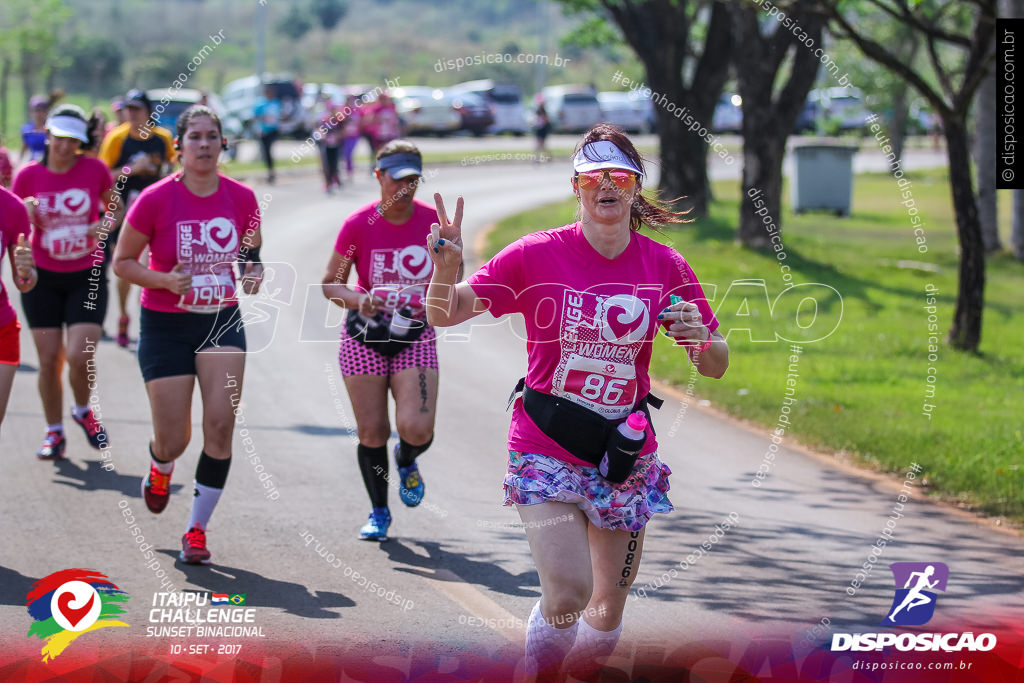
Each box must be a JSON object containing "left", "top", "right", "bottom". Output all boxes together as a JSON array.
[
  {"left": 20, "top": 48, "right": 36, "bottom": 115},
  {"left": 974, "top": 62, "right": 1000, "bottom": 253},
  {"left": 737, "top": 130, "right": 786, "bottom": 247},
  {"left": 731, "top": 0, "right": 822, "bottom": 248},
  {"left": 1002, "top": 0, "right": 1024, "bottom": 259},
  {"left": 601, "top": 0, "right": 731, "bottom": 219},
  {"left": 891, "top": 88, "right": 908, "bottom": 165},
  {"left": 0, "top": 57, "right": 9, "bottom": 145},
  {"left": 656, "top": 97, "right": 711, "bottom": 216},
  {"left": 1013, "top": 190, "right": 1024, "bottom": 260},
  {"left": 944, "top": 118, "right": 985, "bottom": 351}
]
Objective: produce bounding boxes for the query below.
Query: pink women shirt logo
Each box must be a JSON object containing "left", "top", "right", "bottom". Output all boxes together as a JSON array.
[
  {"left": 597, "top": 294, "right": 649, "bottom": 345},
  {"left": 56, "top": 188, "right": 89, "bottom": 216},
  {"left": 202, "top": 217, "right": 239, "bottom": 253},
  {"left": 396, "top": 245, "right": 432, "bottom": 280}
]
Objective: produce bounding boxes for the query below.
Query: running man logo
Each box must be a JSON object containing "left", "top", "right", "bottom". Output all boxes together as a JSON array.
[
  {"left": 25, "top": 569, "right": 130, "bottom": 662},
  {"left": 884, "top": 562, "right": 949, "bottom": 626}
]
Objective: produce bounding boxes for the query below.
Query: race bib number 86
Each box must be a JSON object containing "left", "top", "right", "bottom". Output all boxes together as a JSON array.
[{"left": 555, "top": 355, "right": 637, "bottom": 419}]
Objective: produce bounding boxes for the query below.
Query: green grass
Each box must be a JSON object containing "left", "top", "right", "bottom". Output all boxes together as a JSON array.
[{"left": 486, "top": 169, "right": 1024, "bottom": 522}]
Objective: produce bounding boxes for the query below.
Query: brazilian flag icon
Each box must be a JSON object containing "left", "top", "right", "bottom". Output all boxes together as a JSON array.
[{"left": 229, "top": 594, "right": 247, "bottom": 605}]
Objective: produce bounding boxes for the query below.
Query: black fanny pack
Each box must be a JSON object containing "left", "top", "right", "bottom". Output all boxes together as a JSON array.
[
  {"left": 345, "top": 308, "right": 428, "bottom": 357},
  {"left": 508, "top": 377, "right": 662, "bottom": 468}
]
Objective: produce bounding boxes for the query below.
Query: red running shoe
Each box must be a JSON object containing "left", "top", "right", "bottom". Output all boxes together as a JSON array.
[
  {"left": 142, "top": 461, "right": 173, "bottom": 513},
  {"left": 180, "top": 525, "right": 212, "bottom": 564},
  {"left": 37, "top": 431, "right": 66, "bottom": 460},
  {"left": 72, "top": 409, "right": 108, "bottom": 450}
]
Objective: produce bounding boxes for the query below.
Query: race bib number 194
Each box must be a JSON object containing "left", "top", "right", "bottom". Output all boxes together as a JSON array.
[{"left": 179, "top": 272, "right": 235, "bottom": 313}]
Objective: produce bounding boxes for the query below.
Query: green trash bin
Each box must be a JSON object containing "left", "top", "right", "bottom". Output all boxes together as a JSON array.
[{"left": 791, "top": 142, "right": 858, "bottom": 216}]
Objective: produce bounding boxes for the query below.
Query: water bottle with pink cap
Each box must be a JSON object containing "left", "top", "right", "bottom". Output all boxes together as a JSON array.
[{"left": 599, "top": 411, "right": 648, "bottom": 482}]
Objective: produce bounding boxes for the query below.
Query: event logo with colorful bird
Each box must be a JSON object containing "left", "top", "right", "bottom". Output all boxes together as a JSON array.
[{"left": 25, "top": 569, "right": 130, "bottom": 662}]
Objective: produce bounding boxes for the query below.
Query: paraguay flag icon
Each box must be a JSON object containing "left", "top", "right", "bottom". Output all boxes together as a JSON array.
[{"left": 25, "top": 569, "right": 130, "bottom": 662}]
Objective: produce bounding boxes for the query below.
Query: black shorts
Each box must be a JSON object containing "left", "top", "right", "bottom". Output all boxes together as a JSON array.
[
  {"left": 137, "top": 306, "right": 246, "bottom": 382},
  {"left": 21, "top": 265, "right": 108, "bottom": 328}
]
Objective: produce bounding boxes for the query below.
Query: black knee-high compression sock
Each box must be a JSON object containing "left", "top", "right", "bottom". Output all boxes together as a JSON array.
[
  {"left": 357, "top": 444, "right": 389, "bottom": 508},
  {"left": 189, "top": 451, "right": 231, "bottom": 530},
  {"left": 395, "top": 436, "right": 433, "bottom": 468}
]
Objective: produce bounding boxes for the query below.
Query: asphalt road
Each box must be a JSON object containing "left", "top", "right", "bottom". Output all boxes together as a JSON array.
[{"left": 1, "top": 151, "right": 1020, "bottom": 677}]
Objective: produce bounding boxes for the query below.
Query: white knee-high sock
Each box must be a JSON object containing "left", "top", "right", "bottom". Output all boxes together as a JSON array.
[
  {"left": 188, "top": 483, "right": 223, "bottom": 531},
  {"left": 563, "top": 615, "right": 622, "bottom": 676},
  {"left": 524, "top": 600, "right": 579, "bottom": 673}
]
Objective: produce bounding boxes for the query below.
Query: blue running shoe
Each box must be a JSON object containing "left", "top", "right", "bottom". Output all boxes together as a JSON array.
[
  {"left": 395, "top": 444, "right": 425, "bottom": 507},
  {"left": 359, "top": 507, "right": 391, "bottom": 541}
]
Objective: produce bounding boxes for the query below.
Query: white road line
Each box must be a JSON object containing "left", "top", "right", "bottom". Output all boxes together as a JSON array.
[{"left": 419, "top": 568, "right": 525, "bottom": 644}]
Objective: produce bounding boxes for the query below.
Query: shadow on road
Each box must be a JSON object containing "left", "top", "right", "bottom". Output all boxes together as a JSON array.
[
  {"left": 289, "top": 424, "right": 363, "bottom": 438},
  {"left": 381, "top": 539, "right": 540, "bottom": 599},
  {"left": 155, "top": 551, "right": 356, "bottom": 618},
  {"left": 50, "top": 458, "right": 185, "bottom": 499},
  {"left": 638, "top": 467, "right": 1024, "bottom": 636},
  {"left": 0, "top": 565, "right": 37, "bottom": 607}
]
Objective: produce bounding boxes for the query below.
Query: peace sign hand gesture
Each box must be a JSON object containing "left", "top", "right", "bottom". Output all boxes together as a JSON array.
[{"left": 427, "top": 192, "right": 464, "bottom": 275}]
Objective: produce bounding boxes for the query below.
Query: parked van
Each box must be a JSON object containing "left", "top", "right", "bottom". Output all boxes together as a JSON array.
[
  {"left": 540, "top": 85, "right": 602, "bottom": 133},
  {"left": 449, "top": 80, "right": 528, "bottom": 135},
  {"left": 222, "top": 74, "right": 307, "bottom": 138}
]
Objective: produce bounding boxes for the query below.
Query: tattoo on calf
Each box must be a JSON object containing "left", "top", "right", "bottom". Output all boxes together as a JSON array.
[{"left": 418, "top": 371, "right": 429, "bottom": 413}]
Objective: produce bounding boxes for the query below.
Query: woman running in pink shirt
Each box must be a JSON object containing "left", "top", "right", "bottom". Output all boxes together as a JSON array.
[
  {"left": 321, "top": 140, "right": 450, "bottom": 542},
  {"left": 13, "top": 104, "right": 117, "bottom": 460},
  {"left": 113, "top": 105, "right": 264, "bottom": 565},
  {"left": 426, "top": 124, "right": 729, "bottom": 676}
]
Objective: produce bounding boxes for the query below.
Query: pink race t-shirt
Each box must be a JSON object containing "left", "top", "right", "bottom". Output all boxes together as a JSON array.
[
  {"left": 0, "top": 186, "right": 31, "bottom": 328},
  {"left": 467, "top": 223, "right": 719, "bottom": 467},
  {"left": 333, "top": 199, "right": 438, "bottom": 318},
  {"left": 125, "top": 174, "right": 260, "bottom": 314},
  {"left": 12, "top": 157, "right": 113, "bottom": 272}
]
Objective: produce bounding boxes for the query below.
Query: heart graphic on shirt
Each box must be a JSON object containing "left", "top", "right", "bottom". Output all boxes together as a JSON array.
[
  {"left": 56, "top": 189, "right": 89, "bottom": 216},
  {"left": 202, "top": 217, "right": 239, "bottom": 253},
  {"left": 50, "top": 580, "right": 101, "bottom": 632},
  {"left": 598, "top": 294, "right": 649, "bottom": 345},
  {"left": 396, "top": 245, "right": 431, "bottom": 280}
]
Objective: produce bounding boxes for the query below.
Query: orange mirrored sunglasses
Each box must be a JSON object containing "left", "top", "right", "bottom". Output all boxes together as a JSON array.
[{"left": 573, "top": 169, "right": 638, "bottom": 191}]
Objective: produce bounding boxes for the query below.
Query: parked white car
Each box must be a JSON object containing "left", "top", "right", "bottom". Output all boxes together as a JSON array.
[
  {"left": 809, "top": 87, "right": 874, "bottom": 131},
  {"left": 449, "top": 80, "right": 528, "bottom": 135},
  {"left": 541, "top": 85, "right": 603, "bottom": 133},
  {"left": 390, "top": 87, "right": 461, "bottom": 135},
  {"left": 597, "top": 91, "right": 649, "bottom": 133}
]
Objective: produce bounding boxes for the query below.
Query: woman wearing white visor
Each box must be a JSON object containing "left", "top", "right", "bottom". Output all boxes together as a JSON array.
[
  {"left": 13, "top": 104, "right": 116, "bottom": 461},
  {"left": 322, "top": 140, "right": 448, "bottom": 542},
  {"left": 426, "top": 124, "right": 728, "bottom": 675}
]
